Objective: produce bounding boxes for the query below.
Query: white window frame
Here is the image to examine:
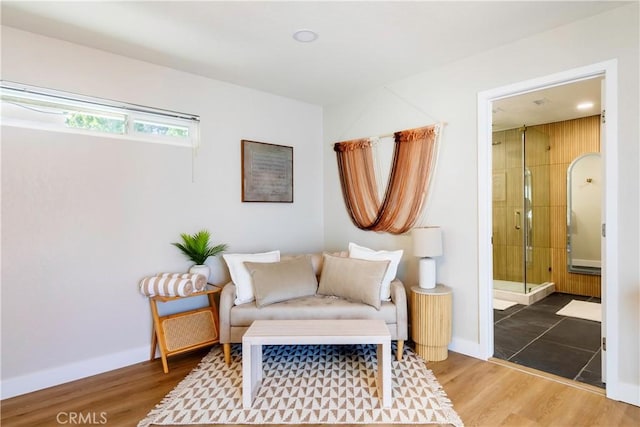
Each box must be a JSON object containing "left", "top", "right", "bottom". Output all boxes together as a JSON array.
[{"left": 0, "top": 81, "right": 200, "bottom": 148}]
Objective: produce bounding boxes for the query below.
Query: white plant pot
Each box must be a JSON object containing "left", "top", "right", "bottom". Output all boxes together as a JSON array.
[{"left": 189, "top": 264, "right": 210, "bottom": 284}]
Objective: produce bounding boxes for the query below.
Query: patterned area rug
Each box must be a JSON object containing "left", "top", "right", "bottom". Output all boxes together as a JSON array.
[{"left": 138, "top": 343, "right": 463, "bottom": 426}]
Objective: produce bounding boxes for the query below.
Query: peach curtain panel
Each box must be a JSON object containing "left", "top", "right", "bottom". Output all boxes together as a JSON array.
[{"left": 334, "top": 124, "right": 438, "bottom": 234}]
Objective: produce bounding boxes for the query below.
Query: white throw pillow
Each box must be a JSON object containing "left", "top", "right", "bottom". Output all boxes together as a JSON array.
[
  {"left": 348, "top": 242, "right": 403, "bottom": 301},
  {"left": 223, "top": 250, "right": 280, "bottom": 305}
]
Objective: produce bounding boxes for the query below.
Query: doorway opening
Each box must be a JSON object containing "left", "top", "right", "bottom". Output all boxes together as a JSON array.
[
  {"left": 491, "top": 81, "right": 603, "bottom": 387},
  {"left": 477, "top": 60, "right": 620, "bottom": 397}
]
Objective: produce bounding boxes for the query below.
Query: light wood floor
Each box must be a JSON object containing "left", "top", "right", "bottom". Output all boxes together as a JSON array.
[{"left": 2, "top": 347, "right": 638, "bottom": 426}]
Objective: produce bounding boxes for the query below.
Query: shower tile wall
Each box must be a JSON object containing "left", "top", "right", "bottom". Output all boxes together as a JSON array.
[
  {"left": 534, "top": 115, "right": 601, "bottom": 297},
  {"left": 493, "top": 115, "right": 601, "bottom": 297}
]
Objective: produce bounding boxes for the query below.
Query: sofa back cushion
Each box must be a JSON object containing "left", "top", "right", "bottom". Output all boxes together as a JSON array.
[
  {"left": 244, "top": 256, "right": 318, "bottom": 308},
  {"left": 281, "top": 252, "right": 347, "bottom": 277},
  {"left": 317, "top": 254, "right": 389, "bottom": 310}
]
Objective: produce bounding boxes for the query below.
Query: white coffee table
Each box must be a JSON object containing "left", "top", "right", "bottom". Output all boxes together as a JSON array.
[{"left": 242, "top": 319, "right": 392, "bottom": 409}]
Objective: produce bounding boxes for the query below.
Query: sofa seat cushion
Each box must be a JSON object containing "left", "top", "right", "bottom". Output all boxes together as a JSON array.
[{"left": 229, "top": 294, "right": 397, "bottom": 326}]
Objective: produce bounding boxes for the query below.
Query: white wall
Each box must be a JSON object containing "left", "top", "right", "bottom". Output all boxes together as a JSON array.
[
  {"left": 323, "top": 3, "right": 639, "bottom": 403},
  {"left": 0, "top": 27, "right": 324, "bottom": 398}
]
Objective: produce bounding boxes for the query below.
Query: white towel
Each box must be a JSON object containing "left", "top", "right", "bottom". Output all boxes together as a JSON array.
[
  {"left": 139, "top": 276, "right": 194, "bottom": 297},
  {"left": 156, "top": 272, "right": 206, "bottom": 291},
  {"left": 556, "top": 300, "right": 601, "bottom": 322},
  {"left": 493, "top": 298, "right": 517, "bottom": 310}
]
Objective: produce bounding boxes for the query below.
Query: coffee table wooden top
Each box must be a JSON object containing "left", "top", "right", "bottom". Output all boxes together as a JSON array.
[{"left": 243, "top": 319, "right": 390, "bottom": 345}]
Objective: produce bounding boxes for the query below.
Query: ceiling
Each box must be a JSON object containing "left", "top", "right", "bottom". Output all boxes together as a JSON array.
[
  {"left": 492, "top": 76, "right": 603, "bottom": 130},
  {"left": 1, "top": 1, "right": 625, "bottom": 117}
]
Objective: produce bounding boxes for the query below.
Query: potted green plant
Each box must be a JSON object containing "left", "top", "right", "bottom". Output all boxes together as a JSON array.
[{"left": 172, "top": 229, "right": 228, "bottom": 282}]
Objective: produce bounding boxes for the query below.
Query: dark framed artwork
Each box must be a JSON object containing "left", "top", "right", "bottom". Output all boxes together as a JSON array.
[{"left": 241, "top": 140, "right": 293, "bottom": 203}]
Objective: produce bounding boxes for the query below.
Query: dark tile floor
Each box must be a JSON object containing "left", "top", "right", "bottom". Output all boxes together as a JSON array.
[{"left": 494, "top": 292, "right": 604, "bottom": 388}]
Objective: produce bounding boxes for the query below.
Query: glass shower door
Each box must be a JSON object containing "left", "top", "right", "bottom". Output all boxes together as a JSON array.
[
  {"left": 492, "top": 126, "right": 551, "bottom": 295},
  {"left": 492, "top": 128, "right": 526, "bottom": 294},
  {"left": 522, "top": 127, "right": 552, "bottom": 292}
]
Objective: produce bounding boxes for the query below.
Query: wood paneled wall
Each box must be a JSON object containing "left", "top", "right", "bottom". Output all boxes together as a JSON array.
[
  {"left": 492, "top": 115, "right": 601, "bottom": 297},
  {"left": 534, "top": 115, "right": 601, "bottom": 297}
]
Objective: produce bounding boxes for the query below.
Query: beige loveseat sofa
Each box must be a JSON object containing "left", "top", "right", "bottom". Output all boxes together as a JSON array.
[{"left": 219, "top": 252, "right": 408, "bottom": 365}]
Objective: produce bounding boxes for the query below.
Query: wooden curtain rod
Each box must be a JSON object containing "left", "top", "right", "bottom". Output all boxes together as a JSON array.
[
  {"left": 332, "top": 122, "right": 447, "bottom": 145},
  {"left": 374, "top": 132, "right": 395, "bottom": 139}
]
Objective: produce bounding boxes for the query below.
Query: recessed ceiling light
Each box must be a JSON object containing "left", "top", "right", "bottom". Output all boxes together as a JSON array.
[
  {"left": 577, "top": 102, "right": 594, "bottom": 110},
  {"left": 293, "top": 29, "right": 318, "bottom": 43},
  {"left": 532, "top": 98, "right": 550, "bottom": 106}
]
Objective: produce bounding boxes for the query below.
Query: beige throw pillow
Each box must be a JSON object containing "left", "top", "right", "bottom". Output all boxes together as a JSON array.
[
  {"left": 223, "top": 250, "right": 280, "bottom": 305},
  {"left": 317, "top": 254, "right": 390, "bottom": 310},
  {"left": 348, "top": 242, "right": 403, "bottom": 301},
  {"left": 244, "top": 256, "right": 318, "bottom": 308}
]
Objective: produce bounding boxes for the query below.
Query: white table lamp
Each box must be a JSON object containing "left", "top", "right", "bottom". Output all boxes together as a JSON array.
[{"left": 412, "top": 226, "right": 443, "bottom": 289}]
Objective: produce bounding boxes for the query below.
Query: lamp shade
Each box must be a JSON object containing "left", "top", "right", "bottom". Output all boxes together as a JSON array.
[{"left": 412, "top": 226, "right": 443, "bottom": 258}]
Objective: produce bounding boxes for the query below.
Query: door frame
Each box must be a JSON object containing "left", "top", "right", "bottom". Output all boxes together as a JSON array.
[{"left": 477, "top": 59, "right": 619, "bottom": 397}]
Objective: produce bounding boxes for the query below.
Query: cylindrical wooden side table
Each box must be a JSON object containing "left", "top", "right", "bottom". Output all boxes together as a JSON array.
[{"left": 410, "top": 285, "right": 452, "bottom": 361}]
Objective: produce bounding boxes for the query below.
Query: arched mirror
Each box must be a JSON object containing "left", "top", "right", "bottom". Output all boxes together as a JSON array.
[{"left": 567, "top": 152, "right": 602, "bottom": 275}]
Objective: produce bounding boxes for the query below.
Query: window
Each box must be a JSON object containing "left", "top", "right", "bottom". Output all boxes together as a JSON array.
[{"left": 0, "top": 81, "right": 200, "bottom": 148}]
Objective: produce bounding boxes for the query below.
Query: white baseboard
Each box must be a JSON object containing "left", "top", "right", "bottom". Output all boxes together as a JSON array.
[
  {"left": 609, "top": 381, "right": 640, "bottom": 407},
  {"left": 448, "top": 337, "right": 484, "bottom": 360},
  {"left": 1, "top": 345, "right": 149, "bottom": 399}
]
